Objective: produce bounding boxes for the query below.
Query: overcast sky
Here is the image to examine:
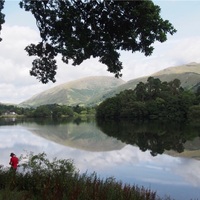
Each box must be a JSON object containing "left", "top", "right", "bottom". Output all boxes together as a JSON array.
[{"left": 0, "top": 0, "right": 200, "bottom": 104}]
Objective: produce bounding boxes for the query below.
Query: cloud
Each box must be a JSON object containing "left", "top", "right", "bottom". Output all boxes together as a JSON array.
[
  {"left": 0, "top": 25, "right": 39, "bottom": 84},
  {"left": 173, "top": 158, "right": 200, "bottom": 187},
  {"left": 0, "top": 25, "right": 56, "bottom": 103},
  {"left": 55, "top": 56, "right": 109, "bottom": 84},
  {"left": 1, "top": 21, "right": 200, "bottom": 104},
  {"left": 119, "top": 35, "right": 200, "bottom": 81}
]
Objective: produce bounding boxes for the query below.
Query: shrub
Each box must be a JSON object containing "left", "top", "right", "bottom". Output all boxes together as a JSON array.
[{"left": 0, "top": 152, "right": 173, "bottom": 200}]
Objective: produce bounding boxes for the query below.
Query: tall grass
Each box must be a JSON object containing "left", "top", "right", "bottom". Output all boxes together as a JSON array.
[{"left": 0, "top": 153, "right": 173, "bottom": 200}]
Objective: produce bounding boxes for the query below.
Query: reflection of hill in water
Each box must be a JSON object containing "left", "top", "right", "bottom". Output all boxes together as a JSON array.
[{"left": 22, "top": 122, "right": 125, "bottom": 152}]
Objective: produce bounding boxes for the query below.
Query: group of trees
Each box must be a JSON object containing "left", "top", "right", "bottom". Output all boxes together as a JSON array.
[
  {"left": 0, "top": 104, "right": 24, "bottom": 116},
  {"left": 96, "top": 77, "right": 200, "bottom": 121},
  {"left": 0, "top": 0, "right": 176, "bottom": 83},
  {"left": 0, "top": 104, "right": 95, "bottom": 119},
  {"left": 30, "top": 104, "right": 95, "bottom": 118},
  {"left": 1, "top": 76, "right": 200, "bottom": 122}
]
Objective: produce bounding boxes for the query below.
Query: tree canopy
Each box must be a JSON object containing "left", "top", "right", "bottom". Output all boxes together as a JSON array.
[
  {"left": 0, "top": 0, "right": 176, "bottom": 83},
  {"left": 96, "top": 77, "right": 199, "bottom": 121}
]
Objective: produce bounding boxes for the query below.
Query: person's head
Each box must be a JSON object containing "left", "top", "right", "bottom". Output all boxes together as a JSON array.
[{"left": 10, "top": 153, "right": 15, "bottom": 157}]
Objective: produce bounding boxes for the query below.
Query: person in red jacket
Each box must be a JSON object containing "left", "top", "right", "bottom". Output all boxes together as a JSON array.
[{"left": 9, "top": 153, "right": 19, "bottom": 171}]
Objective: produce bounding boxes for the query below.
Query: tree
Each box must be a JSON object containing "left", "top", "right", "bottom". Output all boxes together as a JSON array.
[
  {"left": 96, "top": 97, "right": 120, "bottom": 119},
  {"left": 0, "top": 0, "right": 176, "bottom": 83},
  {"left": 0, "top": 0, "right": 4, "bottom": 42},
  {"left": 195, "top": 86, "right": 200, "bottom": 97},
  {"left": 168, "top": 78, "right": 183, "bottom": 95},
  {"left": 134, "top": 82, "right": 147, "bottom": 101},
  {"left": 146, "top": 77, "right": 162, "bottom": 100},
  {"left": 188, "top": 105, "right": 200, "bottom": 121},
  {"left": 33, "top": 105, "right": 52, "bottom": 118}
]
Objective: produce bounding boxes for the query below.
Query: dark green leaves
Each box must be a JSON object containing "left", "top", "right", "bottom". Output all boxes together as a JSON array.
[
  {"left": 25, "top": 42, "right": 57, "bottom": 83},
  {"left": 0, "top": 0, "right": 5, "bottom": 42},
  {"left": 14, "top": 1, "right": 177, "bottom": 83}
]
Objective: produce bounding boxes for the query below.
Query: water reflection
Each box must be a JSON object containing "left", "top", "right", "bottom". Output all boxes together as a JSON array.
[
  {"left": 0, "top": 118, "right": 200, "bottom": 199},
  {"left": 96, "top": 119, "right": 200, "bottom": 158},
  {"left": 17, "top": 118, "right": 125, "bottom": 152}
]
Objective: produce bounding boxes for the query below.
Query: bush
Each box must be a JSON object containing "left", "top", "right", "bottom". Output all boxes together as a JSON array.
[
  {"left": 188, "top": 105, "right": 200, "bottom": 121},
  {"left": 0, "top": 152, "right": 173, "bottom": 200}
]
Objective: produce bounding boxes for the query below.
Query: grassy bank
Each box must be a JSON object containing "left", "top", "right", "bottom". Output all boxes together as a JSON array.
[{"left": 0, "top": 153, "right": 173, "bottom": 200}]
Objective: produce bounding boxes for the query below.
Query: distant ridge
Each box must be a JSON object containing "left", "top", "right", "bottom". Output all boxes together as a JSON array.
[
  {"left": 87, "top": 62, "right": 200, "bottom": 105},
  {"left": 152, "top": 62, "right": 200, "bottom": 76},
  {"left": 19, "top": 62, "right": 200, "bottom": 107},
  {"left": 20, "top": 76, "right": 125, "bottom": 107}
]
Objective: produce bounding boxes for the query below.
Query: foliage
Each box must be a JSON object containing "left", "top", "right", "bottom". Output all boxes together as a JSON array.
[
  {"left": 0, "top": 152, "right": 172, "bottom": 200},
  {"left": 33, "top": 105, "right": 52, "bottom": 118},
  {"left": 188, "top": 105, "right": 200, "bottom": 121},
  {"left": 96, "top": 77, "right": 198, "bottom": 121},
  {"left": 0, "top": 103, "right": 95, "bottom": 120},
  {"left": 0, "top": 0, "right": 176, "bottom": 83},
  {"left": 96, "top": 97, "right": 121, "bottom": 119},
  {"left": 0, "top": 104, "right": 18, "bottom": 116},
  {"left": 0, "top": 0, "right": 4, "bottom": 42}
]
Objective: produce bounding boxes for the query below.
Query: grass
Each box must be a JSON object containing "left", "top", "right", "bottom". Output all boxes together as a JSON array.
[{"left": 0, "top": 153, "right": 173, "bottom": 200}]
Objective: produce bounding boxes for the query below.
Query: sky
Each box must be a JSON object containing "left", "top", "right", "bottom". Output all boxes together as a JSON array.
[{"left": 0, "top": 0, "right": 200, "bottom": 104}]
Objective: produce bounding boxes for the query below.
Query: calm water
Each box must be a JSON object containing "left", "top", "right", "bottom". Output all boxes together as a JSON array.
[{"left": 0, "top": 118, "right": 200, "bottom": 200}]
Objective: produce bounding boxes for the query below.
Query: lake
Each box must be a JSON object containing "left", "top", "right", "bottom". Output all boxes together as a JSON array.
[{"left": 0, "top": 118, "right": 200, "bottom": 200}]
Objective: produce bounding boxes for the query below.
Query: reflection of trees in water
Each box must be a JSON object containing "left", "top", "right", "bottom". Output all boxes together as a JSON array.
[
  {"left": 32, "top": 117, "right": 95, "bottom": 125},
  {"left": 96, "top": 119, "right": 200, "bottom": 156},
  {"left": 0, "top": 118, "right": 17, "bottom": 125},
  {"left": 8, "top": 117, "right": 94, "bottom": 126}
]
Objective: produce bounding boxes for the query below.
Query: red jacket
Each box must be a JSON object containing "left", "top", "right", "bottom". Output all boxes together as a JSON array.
[{"left": 10, "top": 156, "right": 18, "bottom": 169}]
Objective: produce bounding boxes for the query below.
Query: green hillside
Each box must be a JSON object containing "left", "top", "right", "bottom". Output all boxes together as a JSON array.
[
  {"left": 91, "top": 62, "right": 200, "bottom": 104},
  {"left": 19, "top": 76, "right": 125, "bottom": 107},
  {"left": 20, "top": 62, "right": 200, "bottom": 107},
  {"left": 152, "top": 62, "right": 200, "bottom": 76},
  {"left": 103, "top": 72, "right": 200, "bottom": 97}
]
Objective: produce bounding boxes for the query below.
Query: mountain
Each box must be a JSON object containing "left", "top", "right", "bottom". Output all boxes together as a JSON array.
[
  {"left": 152, "top": 62, "right": 200, "bottom": 76},
  {"left": 89, "top": 62, "right": 200, "bottom": 104},
  {"left": 19, "top": 76, "right": 125, "bottom": 107},
  {"left": 20, "top": 62, "right": 200, "bottom": 107}
]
